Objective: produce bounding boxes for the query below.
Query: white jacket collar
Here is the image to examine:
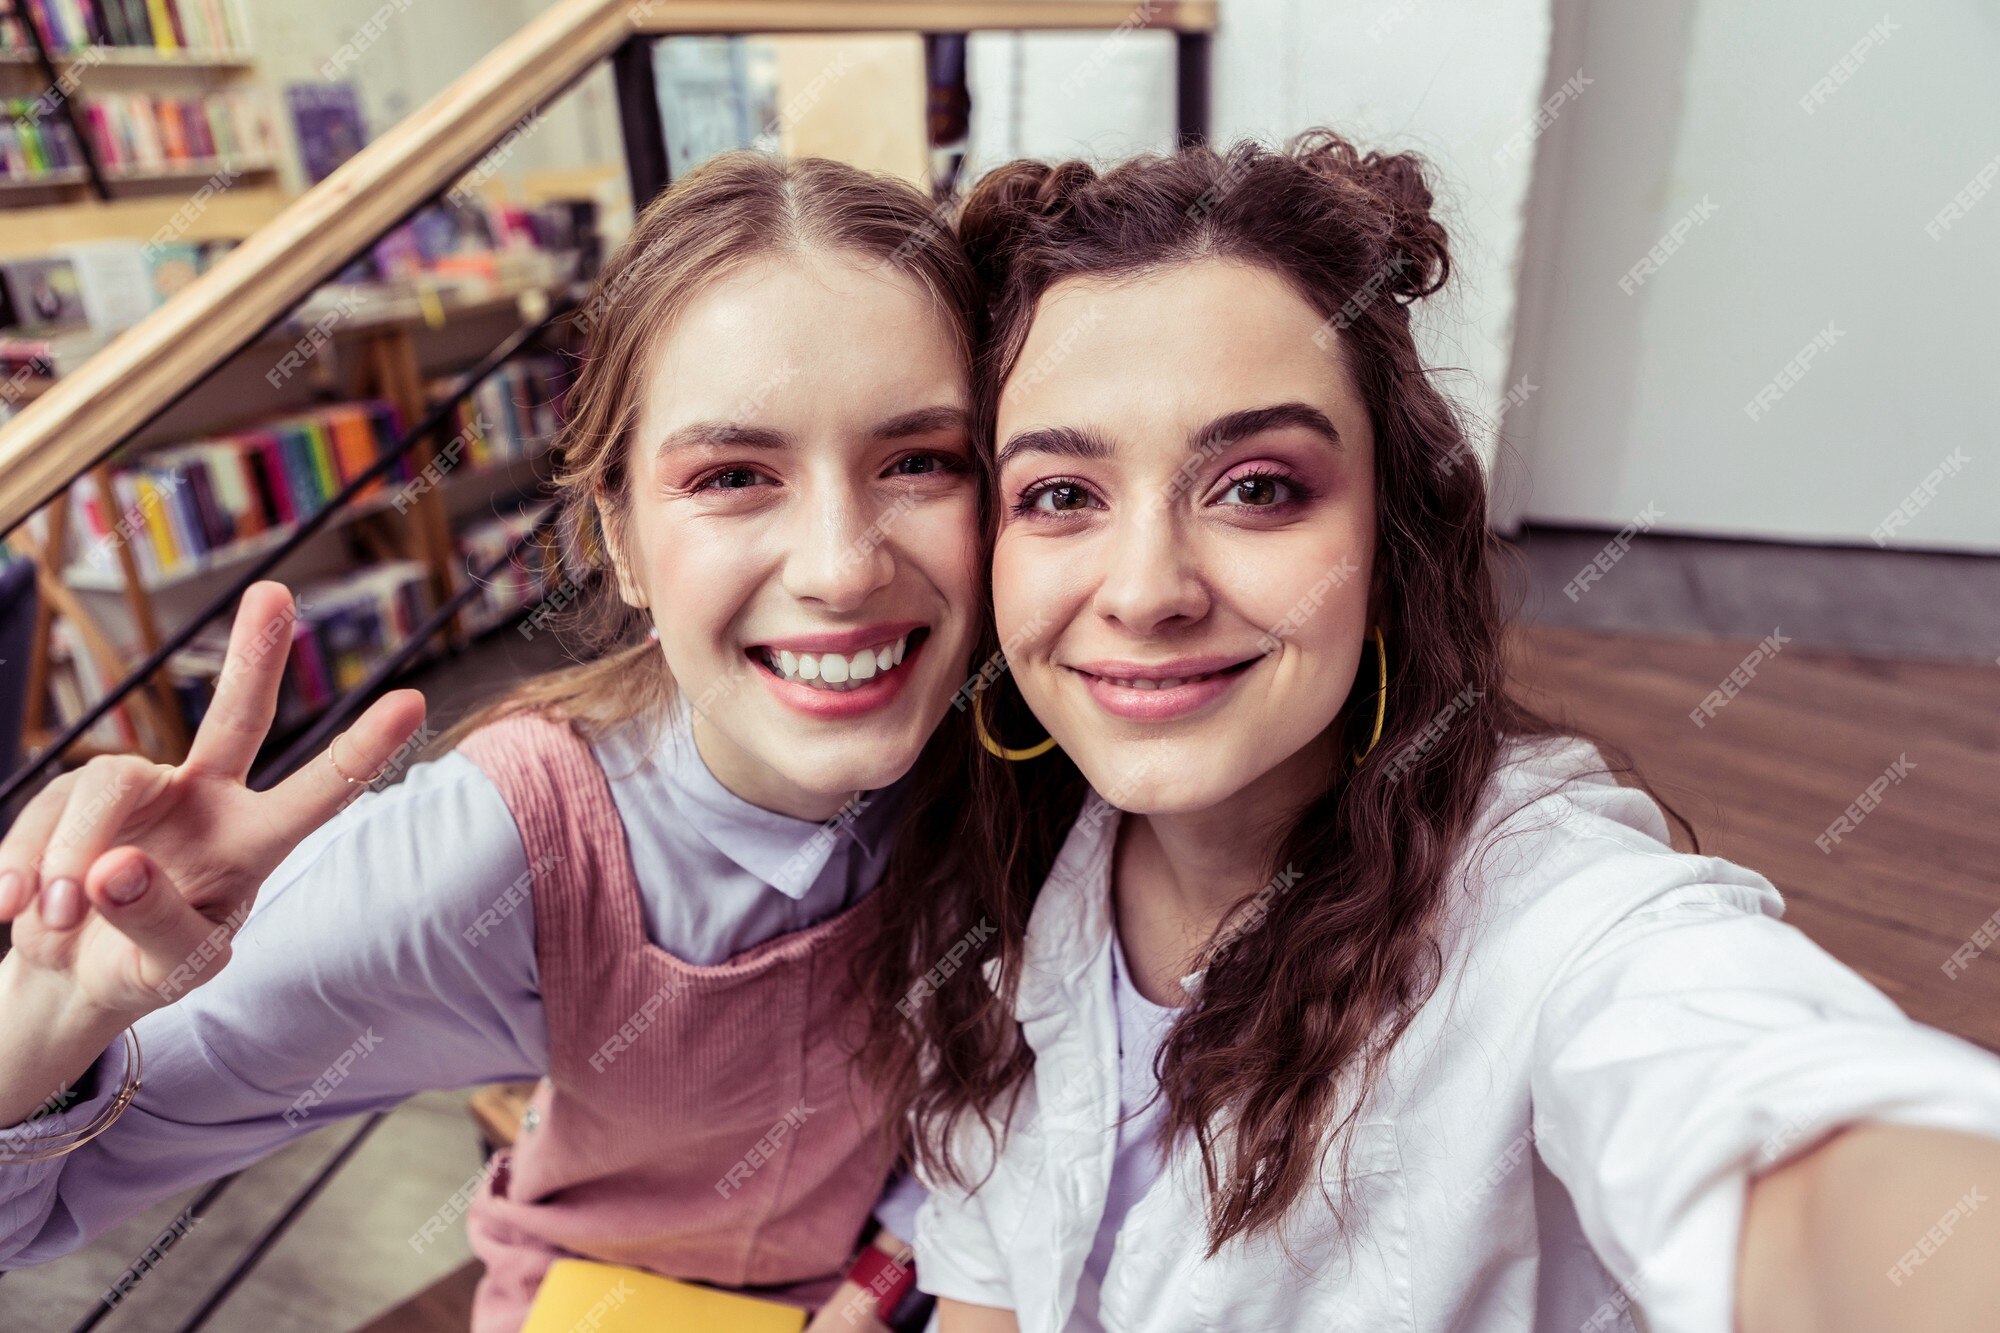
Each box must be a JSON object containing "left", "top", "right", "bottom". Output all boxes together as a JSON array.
[{"left": 983, "top": 792, "right": 1208, "bottom": 1029}]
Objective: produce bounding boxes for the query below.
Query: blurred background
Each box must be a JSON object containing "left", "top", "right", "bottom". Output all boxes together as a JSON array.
[{"left": 0, "top": 0, "right": 1993, "bottom": 1329}]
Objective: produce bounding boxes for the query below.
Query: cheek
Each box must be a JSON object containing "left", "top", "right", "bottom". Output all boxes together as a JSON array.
[
  {"left": 1211, "top": 490, "right": 1375, "bottom": 632},
  {"left": 899, "top": 497, "right": 982, "bottom": 610},
  {"left": 632, "top": 503, "right": 755, "bottom": 648},
  {"left": 991, "top": 533, "right": 1073, "bottom": 655}
]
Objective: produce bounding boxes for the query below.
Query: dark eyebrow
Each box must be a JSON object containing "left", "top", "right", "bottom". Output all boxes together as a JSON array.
[
  {"left": 652, "top": 406, "right": 968, "bottom": 462},
  {"left": 873, "top": 405, "right": 970, "bottom": 441},
  {"left": 997, "top": 404, "right": 1340, "bottom": 471},
  {"left": 1190, "top": 402, "right": 1342, "bottom": 457},
  {"left": 653, "top": 421, "right": 790, "bottom": 462},
  {"left": 995, "top": 424, "right": 1115, "bottom": 470}
]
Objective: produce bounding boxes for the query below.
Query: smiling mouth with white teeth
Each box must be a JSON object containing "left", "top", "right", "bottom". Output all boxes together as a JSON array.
[{"left": 754, "top": 629, "right": 926, "bottom": 692}]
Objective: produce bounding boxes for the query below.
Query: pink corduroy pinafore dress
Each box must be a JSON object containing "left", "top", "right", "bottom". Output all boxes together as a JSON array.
[{"left": 455, "top": 713, "right": 897, "bottom": 1332}]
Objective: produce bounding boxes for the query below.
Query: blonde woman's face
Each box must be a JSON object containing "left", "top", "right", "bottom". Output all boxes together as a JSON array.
[
  {"left": 616, "top": 252, "right": 979, "bottom": 819},
  {"left": 991, "top": 258, "right": 1378, "bottom": 814}
]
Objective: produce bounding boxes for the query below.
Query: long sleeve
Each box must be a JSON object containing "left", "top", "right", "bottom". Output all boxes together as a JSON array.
[
  {"left": 873, "top": 1166, "right": 929, "bottom": 1243},
  {"left": 0, "top": 750, "right": 549, "bottom": 1268},
  {"left": 1528, "top": 875, "right": 2000, "bottom": 1333},
  {"left": 912, "top": 1150, "right": 1015, "bottom": 1309}
]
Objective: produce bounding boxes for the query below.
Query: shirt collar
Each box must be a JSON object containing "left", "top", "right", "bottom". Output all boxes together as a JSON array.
[{"left": 632, "top": 697, "right": 907, "bottom": 901}]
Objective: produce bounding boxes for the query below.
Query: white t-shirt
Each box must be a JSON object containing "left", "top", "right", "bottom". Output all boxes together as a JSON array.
[{"left": 1071, "top": 928, "right": 1181, "bottom": 1327}]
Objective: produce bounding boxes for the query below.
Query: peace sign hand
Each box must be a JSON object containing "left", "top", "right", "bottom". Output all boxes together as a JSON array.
[{"left": 0, "top": 581, "right": 427, "bottom": 1024}]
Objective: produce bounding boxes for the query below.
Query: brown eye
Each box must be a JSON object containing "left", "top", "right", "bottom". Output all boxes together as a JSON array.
[
  {"left": 1232, "top": 476, "right": 1280, "bottom": 505},
  {"left": 1214, "top": 472, "right": 1301, "bottom": 508},
  {"left": 1012, "top": 477, "right": 1103, "bottom": 517},
  {"left": 702, "top": 468, "right": 768, "bottom": 491},
  {"left": 888, "top": 452, "right": 962, "bottom": 478},
  {"left": 1039, "top": 483, "right": 1093, "bottom": 512}
]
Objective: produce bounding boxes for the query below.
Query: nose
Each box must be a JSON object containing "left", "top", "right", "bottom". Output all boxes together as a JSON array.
[
  {"left": 1090, "top": 495, "right": 1210, "bottom": 634},
  {"left": 779, "top": 476, "right": 898, "bottom": 612}
]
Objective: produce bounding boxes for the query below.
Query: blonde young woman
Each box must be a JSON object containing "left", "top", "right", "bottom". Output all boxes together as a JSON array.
[
  {"left": 0, "top": 154, "right": 1000, "bottom": 1331},
  {"left": 885, "top": 136, "right": 2000, "bottom": 1333}
]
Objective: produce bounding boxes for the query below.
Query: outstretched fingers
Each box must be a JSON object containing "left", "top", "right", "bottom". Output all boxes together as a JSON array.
[
  {"left": 263, "top": 689, "right": 429, "bottom": 839},
  {"left": 183, "top": 582, "right": 300, "bottom": 783}
]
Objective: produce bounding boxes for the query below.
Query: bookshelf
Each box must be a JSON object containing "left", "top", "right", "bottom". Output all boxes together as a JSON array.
[
  {"left": 9, "top": 262, "right": 583, "bottom": 764},
  {"left": 0, "top": 0, "right": 279, "bottom": 201}
]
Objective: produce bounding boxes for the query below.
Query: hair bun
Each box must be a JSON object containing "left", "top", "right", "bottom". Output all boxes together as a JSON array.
[
  {"left": 957, "top": 158, "right": 1100, "bottom": 298},
  {"left": 1288, "top": 130, "right": 1450, "bottom": 304}
]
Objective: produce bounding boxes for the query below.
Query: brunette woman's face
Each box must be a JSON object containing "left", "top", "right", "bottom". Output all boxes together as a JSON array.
[
  {"left": 615, "top": 251, "right": 979, "bottom": 819},
  {"left": 991, "top": 258, "right": 1377, "bottom": 814}
]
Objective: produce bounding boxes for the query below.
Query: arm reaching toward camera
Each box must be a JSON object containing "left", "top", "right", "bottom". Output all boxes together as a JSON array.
[
  {"left": 0, "top": 581, "right": 428, "bottom": 1125},
  {"left": 1737, "top": 1122, "right": 2000, "bottom": 1333}
]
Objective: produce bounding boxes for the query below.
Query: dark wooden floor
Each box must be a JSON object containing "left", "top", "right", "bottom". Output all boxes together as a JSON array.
[
  {"left": 357, "top": 1262, "right": 482, "bottom": 1332},
  {"left": 351, "top": 625, "right": 2000, "bottom": 1330},
  {"left": 1509, "top": 625, "right": 2000, "bottom": 1053}
]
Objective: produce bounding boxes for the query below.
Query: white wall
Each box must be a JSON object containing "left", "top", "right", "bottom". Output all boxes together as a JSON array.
[
  {"left": 246, "top": 1, "right": 622, "bottom": 203},
  {"left": 1501, "top": 0, "right": 1999, "bottom": 551},
  {"left": 962, "top": 0, "right": 1554, "bottom": 472}
]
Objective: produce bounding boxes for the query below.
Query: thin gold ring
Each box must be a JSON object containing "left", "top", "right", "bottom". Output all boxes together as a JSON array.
[{"left": 327, "top": 734, "right": 370, "bottom": 786}]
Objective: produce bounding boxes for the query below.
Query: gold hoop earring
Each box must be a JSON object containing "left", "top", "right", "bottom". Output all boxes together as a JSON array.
[
  {"left": 973, "top": 691, "right": 1057, "bottom": 762},
  {"left": 1352, "top": 625, "right": 1387, "bottom": 767}
]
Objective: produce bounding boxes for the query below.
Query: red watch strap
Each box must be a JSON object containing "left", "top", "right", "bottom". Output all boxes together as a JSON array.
[{"left": 845, "top": 1243, "right": 916, "bottom": 1323}]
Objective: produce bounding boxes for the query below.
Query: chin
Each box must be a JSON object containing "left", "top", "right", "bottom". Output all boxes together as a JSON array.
[
  {"left": 1067, "top": 744, "right": 1244, "bottom": 816},
  {"left": 770, "top": 721, "right": 934, "bottom": 796}
]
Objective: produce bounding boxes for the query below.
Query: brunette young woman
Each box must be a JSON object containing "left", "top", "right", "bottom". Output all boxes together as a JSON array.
[
  {"left": 882, "top": 135, "right": 2000, "bottom": 1333},
  {"left": 0, "top": 152, "right": 1004, "bottom": 1331}
]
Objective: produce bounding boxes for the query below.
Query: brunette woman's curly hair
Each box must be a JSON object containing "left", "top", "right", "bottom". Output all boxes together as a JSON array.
[{"left": 851, "top": 131, "right": 1692, "bottom": 1256}]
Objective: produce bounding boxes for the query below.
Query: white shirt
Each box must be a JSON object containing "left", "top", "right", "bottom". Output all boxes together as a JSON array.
[{"left": 912, "top": 735, "right": 2000, "bottom": 1333}]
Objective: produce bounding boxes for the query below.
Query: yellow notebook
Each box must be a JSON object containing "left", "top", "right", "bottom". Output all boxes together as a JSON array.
[{"left": 522, "top": 1260, "right": 807, "bottom": 1333}]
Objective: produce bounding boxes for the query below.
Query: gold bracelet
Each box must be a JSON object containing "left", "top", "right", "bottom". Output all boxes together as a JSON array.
[{"left": 0, "top": 1028, "right": 143, "bottom": 1164}]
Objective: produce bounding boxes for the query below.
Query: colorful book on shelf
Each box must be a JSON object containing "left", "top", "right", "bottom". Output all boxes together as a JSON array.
[
  {"left": 0, "top": 99, "right": 87, "bottom": 182},
  {"left": 439, "top": 353, "right": 570, "bottom": 471},
  {"left": 286, "top": 82, "right": 366, "bottom": 186},
  {"left": 84, "top": 91, "right": 273, "bottom": 174},
  {"left": 65, "top": 400, "right": 410, "bottom": 583},
  {"left": 140, "top": 0, "right": 175, "bottom": 50},
  {"left": 263, "top": 561, "right": 431, "bottom": 728},
  {"left": 57, "top": 0, "right": 258, "bottom": 59}
]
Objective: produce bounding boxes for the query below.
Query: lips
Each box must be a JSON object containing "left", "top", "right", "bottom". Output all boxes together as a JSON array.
[
  {"left": 1067, "top": 653, "right": 1260, "bottom": 722},
  {"left": 746, "top": 626, "right": 931, "bottom": 717}
]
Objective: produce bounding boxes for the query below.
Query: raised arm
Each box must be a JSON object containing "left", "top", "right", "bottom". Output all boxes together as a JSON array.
[
  {"left": 0, "top": 583, "right": 546, "bottom": 1266},
  {"left": 0, "top": 582, "right": 428, "bottom": 1123}
]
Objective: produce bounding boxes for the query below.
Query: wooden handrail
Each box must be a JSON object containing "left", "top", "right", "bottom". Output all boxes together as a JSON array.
[
  {"left": 628, "top": 1, "right": 1217, "bottom": 35},
  {"left": 0, "top": 0, "right": 1216, "bottom": 536}
]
